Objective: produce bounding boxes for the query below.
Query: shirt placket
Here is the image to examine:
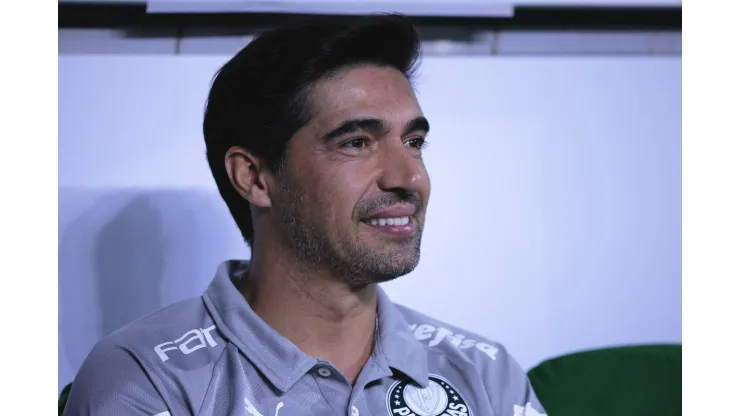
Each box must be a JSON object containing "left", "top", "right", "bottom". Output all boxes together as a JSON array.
[
  {"left": 347, "top": 355, "right": 393, "bottom": 416},
  {"left": 311, "top": 360, "right": 354, "bottom": 416}
]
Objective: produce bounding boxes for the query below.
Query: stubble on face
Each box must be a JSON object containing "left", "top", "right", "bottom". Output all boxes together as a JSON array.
[
  {"left": 268, "top": 65, "right": 430, "bottom": 287},
  {"left": 272, "top": 167, "right": 424, "bottom": 287}
]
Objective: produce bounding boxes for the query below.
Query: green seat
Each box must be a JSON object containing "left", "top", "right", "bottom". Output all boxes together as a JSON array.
[
  {"left": 59, "top": 382, "right": 72, "bottom": 416},
  {"left": 528, "top": 344, "right": 681, "bottom": 416}
]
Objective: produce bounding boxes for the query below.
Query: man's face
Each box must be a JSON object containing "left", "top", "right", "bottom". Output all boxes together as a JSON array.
[{"left": 270, "top": 65, "right": 431, "bottom": 286}]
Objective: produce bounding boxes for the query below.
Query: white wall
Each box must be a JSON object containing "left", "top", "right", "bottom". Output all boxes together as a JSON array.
[{"left": 58, "top": 55, "right": 681, "bottom": 392}]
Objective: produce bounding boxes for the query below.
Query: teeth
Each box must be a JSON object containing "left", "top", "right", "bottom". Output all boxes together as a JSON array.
[{"left": 368, "top": 216, "right": 410, "bottom": 226}]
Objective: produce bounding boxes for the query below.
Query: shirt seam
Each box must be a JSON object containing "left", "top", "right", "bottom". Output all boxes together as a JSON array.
[
  {"left": 439, "top": 351, "right": 496, "bottom": 416},
  {"left": 194, "top": 342, "right": 231, "bottom": 416}
]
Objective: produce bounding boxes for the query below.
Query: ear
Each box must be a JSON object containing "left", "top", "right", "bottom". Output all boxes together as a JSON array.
[{"left": 224, "top": 146, "right": 273, "bottom": 208}]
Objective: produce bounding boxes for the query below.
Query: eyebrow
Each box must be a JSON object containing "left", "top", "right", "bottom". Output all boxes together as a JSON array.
[{"left": 321, "top": 116, "right": 430, "bottom": 141}]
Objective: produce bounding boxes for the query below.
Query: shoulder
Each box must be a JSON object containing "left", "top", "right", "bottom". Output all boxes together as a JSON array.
[
  {"left": 393, "top": 303, "right": 545, "bottom": 414},
  {"left": 394, "top": 302, "right": 505, "bottom": 362},
  {"left": 66, "top": 296, "right": 226, "bottom": 414},
  {"left": 103, "top": 296, "right": 221, "bottom": 362},
  {"left": 394, "top": 303, "right": 531, "bottom": 390},
  {"left": 75, "top": 295, "right": 225, "bottom": 393}
]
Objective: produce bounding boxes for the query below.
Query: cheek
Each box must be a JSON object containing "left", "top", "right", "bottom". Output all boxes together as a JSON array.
[{"left": 316, "top": 170, "right": 367, "bottom": 219}]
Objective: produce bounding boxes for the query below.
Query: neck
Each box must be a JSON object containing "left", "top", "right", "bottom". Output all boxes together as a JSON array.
[{"left": 240, "top": 242, "right": 378, "bottom": 385}]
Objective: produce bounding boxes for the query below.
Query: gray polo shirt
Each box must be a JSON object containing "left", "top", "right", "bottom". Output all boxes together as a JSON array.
[{"left": 64, "top": 260, "right": 546, "bottom": 416}]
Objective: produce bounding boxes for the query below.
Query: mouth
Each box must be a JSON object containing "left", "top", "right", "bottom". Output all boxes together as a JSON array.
[
  {"left": 360, "top": 215, "right": 415, "bottom": 237},
  {"left": 363, "top": 216, "right": 411, "bottom": 227},
  {"left": 358, "top": 202, "right": 419, "bottom": 237}
]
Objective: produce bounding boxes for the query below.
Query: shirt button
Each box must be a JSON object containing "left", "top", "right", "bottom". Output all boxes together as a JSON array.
[
  {"left": 317, "top": 367, "right": 332, "bottom": 378},
  {"left": 351, "top": 406, "right": 360, "bottom": 416}
]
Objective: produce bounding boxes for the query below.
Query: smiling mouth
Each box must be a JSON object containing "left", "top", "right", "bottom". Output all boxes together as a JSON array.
[
  {"left": 360, "top": 215, "right": 416, "bottom": 237},
  {"left": 361, "top": 216, "right": 411, "bottom": 226}
]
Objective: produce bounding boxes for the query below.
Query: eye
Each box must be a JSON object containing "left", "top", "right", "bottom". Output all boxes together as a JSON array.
[
  {"left": 405, "top": 137, "right": 428, "bottom": 150},
  {"left": 341, "top": 137, "right": 370, "bottom": 150}
]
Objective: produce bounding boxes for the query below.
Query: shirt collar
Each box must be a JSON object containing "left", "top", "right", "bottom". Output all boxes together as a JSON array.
[
  {"left": 203, "top": 260, "right": 429, "bottom": 392},
  {"left": 203, "top": 260, "right": 318, "bottom": 393}
]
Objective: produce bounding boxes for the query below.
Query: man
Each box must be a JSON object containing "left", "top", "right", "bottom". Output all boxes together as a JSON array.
[{"left": 64, "top": 14, "right": 547, "bottom": 416}]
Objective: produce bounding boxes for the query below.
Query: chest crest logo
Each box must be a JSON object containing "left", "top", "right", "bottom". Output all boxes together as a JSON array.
[{"left": 387, "top": 374, "right": 471, "bottom": 416}]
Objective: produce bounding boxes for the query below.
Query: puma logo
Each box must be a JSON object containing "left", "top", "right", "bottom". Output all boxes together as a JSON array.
[{"left": 243, "top": 397, "right": 284, "bottom": 416}]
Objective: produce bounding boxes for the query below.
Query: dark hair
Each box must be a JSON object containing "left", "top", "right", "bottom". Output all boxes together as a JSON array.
[{"left": 203, "top": 13, "right": 422, "bottom": 247}]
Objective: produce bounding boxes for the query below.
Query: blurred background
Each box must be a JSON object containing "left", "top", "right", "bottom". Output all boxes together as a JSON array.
[{"left": 58, "top": 0, "right": 681, "bottom": 395}]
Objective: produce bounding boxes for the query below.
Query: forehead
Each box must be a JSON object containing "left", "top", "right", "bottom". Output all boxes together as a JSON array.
[{"left": 309, "top": 66, "right": 422, "bottom": 129}]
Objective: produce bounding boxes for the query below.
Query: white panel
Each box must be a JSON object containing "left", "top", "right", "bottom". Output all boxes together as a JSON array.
[
  {"left": 146, "top": 0, "right": 514, "bottom": 16},
  {"left": 58, "top": 55, "right": 681, "bottom": 393},
  {"left": 60, "top": 0, "right": 681, "bottom": 8},
  {"left": 146, "top": 0, "right": 679, "bottom": 14}
]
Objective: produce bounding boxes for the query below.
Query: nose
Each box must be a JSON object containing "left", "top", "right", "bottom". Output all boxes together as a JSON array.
[{"left": 376, "top": 141, "right": 427, "bottom": 194}]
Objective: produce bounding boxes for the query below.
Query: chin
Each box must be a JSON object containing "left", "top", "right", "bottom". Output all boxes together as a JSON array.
[
  {"left": 333, "top": 231, "right": 422, "bottom": 284},
  {"left": 362, "top": 229, "right": 420, "bottom": 247},
  {"left": 345, "top": 250, "right": 421, "bottom": 285}
]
